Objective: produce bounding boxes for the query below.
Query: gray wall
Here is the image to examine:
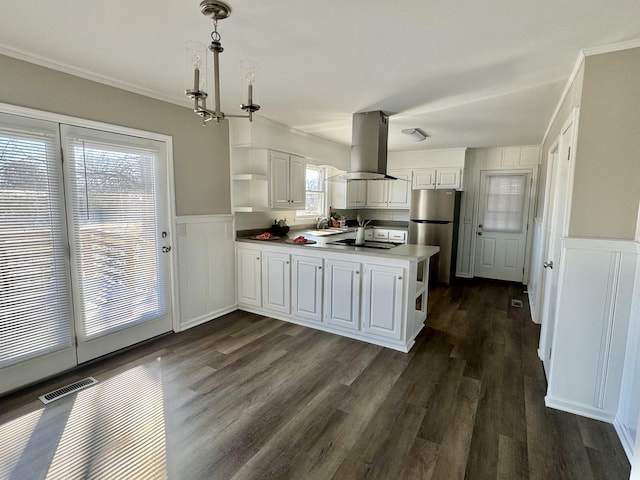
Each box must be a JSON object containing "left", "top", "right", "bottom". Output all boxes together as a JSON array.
[
  {"left": 537, "top": 63, "right": 584, "bottom": 219},
  {"left": 0, "top": 54, "right": 231, "bottom": 216},
  {"left": 570, "top": 48, "right": 640, "bottom": 240}
]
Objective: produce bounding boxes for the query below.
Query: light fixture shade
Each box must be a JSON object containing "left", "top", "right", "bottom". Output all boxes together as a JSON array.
[
  {"left": 185, "top": 41, "right": 209, "bottom": 93},
  {"left": 401, "top": 128, "right": 428, "bottom": 141}
]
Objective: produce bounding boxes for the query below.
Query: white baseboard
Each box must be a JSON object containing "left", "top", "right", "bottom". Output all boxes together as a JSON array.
[
  {"left": 545, "top": 395, "right": 615, "bottom": 423},
  {"left": 178, "top": 305, "right": 238, "bottom": 332},
  {"left": 614, "top": 414, "right": 635, "bottom": 462}
]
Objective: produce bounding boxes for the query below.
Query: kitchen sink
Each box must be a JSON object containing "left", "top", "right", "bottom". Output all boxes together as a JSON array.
[
  {"left": 327, "top": 238, "right": 402, "bottom": 250},
  {"left": 302, "top": 228, "right": 348, "bottom": 236}
]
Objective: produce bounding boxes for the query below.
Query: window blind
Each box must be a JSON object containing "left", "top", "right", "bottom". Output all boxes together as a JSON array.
[
  {"left": 0, "top": 114, "right": 73, "bottom": 368},
  {"left": 483, "top": 174, "right": 527, "bottom": 233},
  {"left": 62, "top": 126, "right": 167, "bottom": 340}
]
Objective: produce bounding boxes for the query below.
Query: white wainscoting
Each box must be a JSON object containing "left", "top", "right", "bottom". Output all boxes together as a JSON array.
[
  {"left": 528, "top": 217, "right": 544, "bottom": 324},
  {"left": 615, "top": 250, "right": 640, "bottom": 461},
  {"left": 546, "top": 237, "right": 639, "bottom": 423},
  {"left": 175, "top": 215, "right": 237, "bottom": 331}
]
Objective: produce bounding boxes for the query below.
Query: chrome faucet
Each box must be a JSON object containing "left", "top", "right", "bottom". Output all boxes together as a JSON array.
[{"left": 316, "top": 217, "right": 329, "bottom": 229}]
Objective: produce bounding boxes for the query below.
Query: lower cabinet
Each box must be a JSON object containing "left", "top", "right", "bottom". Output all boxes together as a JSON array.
[
  {"left": 324, "top": 259, "right": 361, "bottom": 331},
  {"left": 237, "top": 246, "right": 262, "bottom": 307},
  {"left": 362, "top": 264, "right": 404, "bottom": 340},
  {"left": 292, "top": 255, "right": 323, "bottom": 323},
  {"left": 261, "top": 250, "right": 291, "bottom": 314}
]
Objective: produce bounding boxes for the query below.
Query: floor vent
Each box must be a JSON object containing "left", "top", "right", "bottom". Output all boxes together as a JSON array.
[
  {"left": 511, "top": 299, "right": 523, "bottom": 308},
  {"left": 39, "top": 377, "right": 98, "bottom": 404}
]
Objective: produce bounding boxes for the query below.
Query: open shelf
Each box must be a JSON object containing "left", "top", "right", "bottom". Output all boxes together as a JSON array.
[{"left": 232, "top": 173, "right": 268, "bottom": 181}]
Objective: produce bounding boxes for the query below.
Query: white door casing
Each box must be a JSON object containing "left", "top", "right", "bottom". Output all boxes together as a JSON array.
[
  {"left": 474, "top": 170, "right": 532, "bottom": 282},
  {"left": 539, "top": 108, "right": 578, "bottom": 377}
]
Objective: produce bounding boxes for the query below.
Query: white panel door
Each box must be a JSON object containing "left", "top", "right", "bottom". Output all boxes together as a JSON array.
[
  {"left": 324, "top": 259, "right": 361, "bottom": 331},
  {"left": 474, "top": 170, "right": 532, "bottom": 282},
  {"left": 387, "top": 170, "right": 412, "bottom": 208},
  {"left": 62, "top": 125, "right": 173, "bottom": 364},
  {"left": 436, "top": 168, "right": 461, "bottom": 189},
  {"left": 237, "top": 246, "right": 262, "bottom": 307},
  {"left": 412, "top": 169, "right": 437, "bottom": 189},
  {"left": 292, "top": 255, "right": 323, "bottom": 323},
  {"left": 539, "top": 110, "right": 576, "bottom": 377},
  {"left": 269, "top": 151, "right": 290, "bottom": 209},
  {"left": 366, "top": 180, "right": 388, "bottom": 207},
  {"left": 363, "top": 264, "right": 404, "bottom": 340},
  {"left": 288, "top": 156, "right": 306, "bottom": 209},
  {"left": 262, "top": 250, "right": 291, "bottom": 314}
]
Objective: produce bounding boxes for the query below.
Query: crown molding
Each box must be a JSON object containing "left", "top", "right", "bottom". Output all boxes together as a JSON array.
[
  {"left": 582, "top": 38, "right": 640, "bottom": 57},
  {"left": 0, "top": 44, "right": 189, "bottom": 109}
]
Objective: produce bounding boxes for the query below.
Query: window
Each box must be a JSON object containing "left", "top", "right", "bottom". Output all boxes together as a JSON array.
[
  {"left": 297, "top": 166, "right": 325, "bottom": 218},
  {"left": 483, "top": 174, "right": 527, "bottom": 232}
]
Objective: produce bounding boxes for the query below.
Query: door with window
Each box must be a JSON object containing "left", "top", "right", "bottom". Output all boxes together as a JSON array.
[
  {"left": 474, "top": 170, "right": 532, "bottom": 282},
  {"left": 0, "top": 113, "right": 173, "bottom": 394}
]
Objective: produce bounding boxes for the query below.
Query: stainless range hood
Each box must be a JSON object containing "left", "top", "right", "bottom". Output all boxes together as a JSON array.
[{"left": 338, "top": 110, "right": 396, "bottom": 181}]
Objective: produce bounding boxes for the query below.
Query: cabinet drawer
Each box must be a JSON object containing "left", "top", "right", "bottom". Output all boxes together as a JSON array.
[
  {"left": 373, "top": 229, "right": 389, "bottom": 240},
  {"left": 389, "top": 230, "right": 407, "bottom": 243}
]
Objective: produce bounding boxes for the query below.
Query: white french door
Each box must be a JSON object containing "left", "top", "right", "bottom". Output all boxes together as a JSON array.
[
  {"left": 62, "top": 125, "right": 173, "bottom": 363},
  {"left": 474, "top": 170, "right": 532, "bottom": 282},
  {"left": 0, "top": 114, "right": 76, "bottom": 394},
  {"left": 0, "top": 112, "right": 173, "bottom": 394}
]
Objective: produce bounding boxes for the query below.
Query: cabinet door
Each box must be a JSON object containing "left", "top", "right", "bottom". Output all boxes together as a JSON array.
[
  {"left": 363, "top": 264, "right": 404, "bottom": 340},
  {"left": 292, "top": 255, "right": 323, "bottom": 323},
  {"left": 366, "top": 180, "right": 388, "bottom": 207},
  {"left": 346, "top": 180, "right": 367, "bottom": 208},
  {"left": 364, "top": 229, "right": 374, "bottom": 240},
  {"left": 261, "top": 250, "right": 291, "bottom": 314},
  {"left": 270, "top": 151, "right": 291, "bottom": 209},
  {"left": 412, "top": 169, "right": 437, "bottom": 189},
  {"left": 324, "top": 259, "right": 361, "bottom": 331},
  {"left": 436, "top": 168, "right": 461, "bottom": 189},
  {"left": 237, "top": 247, "right": 262, "bottom": 307},
  {"left": 387, "top": 170, "right": 411, "bottom": 208},
  {"left": 288, "top": 155, "right": 306, "bottom": 208}
]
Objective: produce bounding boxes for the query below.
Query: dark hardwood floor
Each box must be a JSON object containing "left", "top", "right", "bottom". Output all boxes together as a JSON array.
[{"left": 0, "top": 279, "right": 631, "bottom": 479}]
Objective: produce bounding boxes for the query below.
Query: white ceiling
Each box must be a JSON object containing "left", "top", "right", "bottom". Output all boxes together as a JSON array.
[{"left": 1, "top": 0, "right": 639, "bottom": 151}]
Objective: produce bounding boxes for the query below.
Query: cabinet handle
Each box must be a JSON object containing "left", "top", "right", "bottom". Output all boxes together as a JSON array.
[
  {"left": 286, "top": 261, "right": 290, "bottom": 264},
  {"left": 355, "top": 271, "right": 359, "bottom": 275},
  {"left": 256, "top": 257, "right": 260, "bottom": 260},
  {"left": 318, "top": 266, "right": 322, "bottom": 270},
  {"left": 398, "top": 276, "right": 402, "bottom": 280}
]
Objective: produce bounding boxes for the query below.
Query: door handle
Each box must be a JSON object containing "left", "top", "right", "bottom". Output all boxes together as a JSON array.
[
  {"left": 162, "top": 246, "right": 172, "bottom": 253},
  {"left": 543, "top": 261, "right": 553, "bottom": 269}
]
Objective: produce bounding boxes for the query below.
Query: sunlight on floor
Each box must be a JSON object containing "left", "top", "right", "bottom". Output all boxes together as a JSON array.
[{"left": 0, "top": 361, "right": 167, "bottom": 479}]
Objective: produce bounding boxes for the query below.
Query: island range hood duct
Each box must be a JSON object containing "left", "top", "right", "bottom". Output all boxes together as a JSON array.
[{"left": 340, "top": 110, "right": 396, "bottom": 181}]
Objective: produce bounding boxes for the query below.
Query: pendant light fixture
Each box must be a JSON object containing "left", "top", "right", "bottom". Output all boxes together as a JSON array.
[{"left": 185, "top": 0, "right": 261, "bottom": 125}]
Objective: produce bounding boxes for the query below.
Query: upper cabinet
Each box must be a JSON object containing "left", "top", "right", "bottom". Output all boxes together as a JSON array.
[
  {"left": 412, "top": 167, "right": 462, "bottom": 190},
  {"left": 346, "top": 181, "right": 367, "bottom": 208},
  {"left": 365, "top": 169, "right": 412, "bottom": 209},
  {"left": 269, "top": 151, "right": 305, "bottom": 210}
]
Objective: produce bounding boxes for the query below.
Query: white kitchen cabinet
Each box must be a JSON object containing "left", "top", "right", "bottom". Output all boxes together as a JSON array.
[
  {"left": 261, "top": 250, "right": 291, "bottom": 314},
  {"left": 324, "top": 259, "right": 361, "bottom": 331},
  {"left": 365, "top": 229, "right": 374, "bottom": 240},
  {"left": 365, "top": 170, "right": 411, "bottom": 209},
  {"left": 237, "top": 246, "right": 262, "bottom": 307},
  {"left": 412, "top": 168, "right": 462, "bottom": 190},
  {"left": 347, "top": 181, "right": 367, "bottom": 208},
  {"left": 292, "top": 255, "right": 323, "bottom": 323},
  {"left": 269, "top": 150, "right": 305, "bottom": 209},
  {"left": 372, "top": 228, "right": 407, "bottom": 244},
  {"left": 362, "top": 264, "right": 404, "bottom": 340}
]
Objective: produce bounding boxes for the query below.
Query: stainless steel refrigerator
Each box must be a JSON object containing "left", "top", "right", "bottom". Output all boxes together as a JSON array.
[{"left": 408, "top": 189, "right": 461, "bottom": 284}]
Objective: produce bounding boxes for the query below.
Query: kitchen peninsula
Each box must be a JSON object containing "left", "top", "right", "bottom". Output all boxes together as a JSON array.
[{"left": 236, "top": 230, "right": 439, "bottom": 353}]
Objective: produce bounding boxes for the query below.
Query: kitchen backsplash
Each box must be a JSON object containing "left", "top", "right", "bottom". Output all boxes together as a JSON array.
[{"left": 234, "top": 208, "right": 409, "bottom": 230}]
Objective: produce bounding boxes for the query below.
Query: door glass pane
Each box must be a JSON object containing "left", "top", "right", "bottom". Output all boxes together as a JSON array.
[
  {"left": 0, "top": 114, "right": 72, "bottom": 368},
  {"left": 483, "top": 174, "right": 527, "bottom": 232},
  {"left": 64, "top": 128, "right": 167, "bottom": 339}
]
